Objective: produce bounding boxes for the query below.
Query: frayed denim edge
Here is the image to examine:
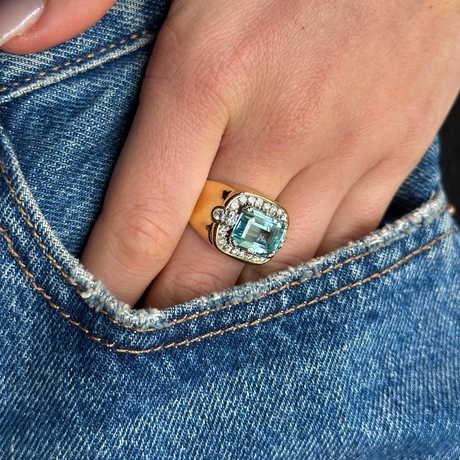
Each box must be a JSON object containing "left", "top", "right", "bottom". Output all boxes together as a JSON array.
[
  {"left": 0, "top": 119, "right": 448, "bottom": 331},
  {"left": 68, "top": 190, "right": 446, "bottom": 330}
]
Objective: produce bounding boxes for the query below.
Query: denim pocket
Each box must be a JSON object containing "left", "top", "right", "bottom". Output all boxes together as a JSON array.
[
  {"left": 2, "top": 126, "right": 460, "bottom": 458},
  {"left": 0, "top": 126, "right": 457, "bottom": 350}
]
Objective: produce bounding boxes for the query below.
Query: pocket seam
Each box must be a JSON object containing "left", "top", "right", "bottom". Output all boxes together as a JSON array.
[
  {"left": 0, "top": 222, "right": 454, "bottom": 354},
  {"left": 0, "top": 158, "right": 84, "bottom": 294},
  {"left": 1, "top": 155, "right": 451, "bottom": 333},
  {"left": 0, "top": 28, "right": 157, "bottom": 94},
  {"left": 107, "top": 204, "right": 451, "bottom": 332}
]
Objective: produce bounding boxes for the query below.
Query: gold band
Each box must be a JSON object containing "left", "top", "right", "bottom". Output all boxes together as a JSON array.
[{"left": 189, "top": 180, "right": 289, "bottom": 265}]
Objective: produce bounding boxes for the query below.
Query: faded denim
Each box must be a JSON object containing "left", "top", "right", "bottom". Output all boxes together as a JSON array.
[{"left": 0, "top": 0, "right": 459, "bottom": 458}]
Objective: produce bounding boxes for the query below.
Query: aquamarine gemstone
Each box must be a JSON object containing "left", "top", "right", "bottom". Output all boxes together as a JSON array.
[{"left": 231, "top": 209, "right": 285, "bottom": 256}]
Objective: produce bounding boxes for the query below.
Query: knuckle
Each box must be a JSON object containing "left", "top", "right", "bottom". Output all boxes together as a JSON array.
[
  {"left": 179, "top": 47, "right": 250, "bottom": 115},
  {"left": 104, "top": 205, "right": 177, "bottom": 269},
  {"left": 264, "top": 105, "right": 314, "bottom": 151},
  {"left": 179, "top": 69, "right": 231, "bottom": 122},
  {"left": 169, "top": 260, "right": 228, "bottom": 302},
  {"left": 142, "top": 15, "right": 270, "bottom": 119},
  {"left": 259, "top": 75, "right": 327, "bottom": 154},
  {"left": 176, "top": 40, "right": 262, "bottom": 112}
]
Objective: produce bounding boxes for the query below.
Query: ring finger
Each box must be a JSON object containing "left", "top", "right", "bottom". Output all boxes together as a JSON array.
[
  {"left": 143, "top": 136, "right": 301, "bottom": 309},
  {"left": 144, "top": 145, "right": 367, "bottom": 309}
]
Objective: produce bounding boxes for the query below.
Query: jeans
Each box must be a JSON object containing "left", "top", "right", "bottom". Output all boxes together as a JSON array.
[{"left": 0, "top": 0, "right": 459, "bottom": 458}]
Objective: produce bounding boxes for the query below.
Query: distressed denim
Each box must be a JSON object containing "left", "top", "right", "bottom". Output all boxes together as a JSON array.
[{"left": 0, "top": 1, "right": 459, "bottom": 458}]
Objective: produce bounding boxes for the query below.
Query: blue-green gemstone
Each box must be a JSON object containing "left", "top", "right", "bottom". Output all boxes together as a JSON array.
[{"left": 231, "top": 209, "right": 285, "bottom": 256}]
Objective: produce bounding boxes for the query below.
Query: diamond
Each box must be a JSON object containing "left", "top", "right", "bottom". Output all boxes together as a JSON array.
[
  {"left": 269, "top": 205, "right": 277, "bottom": 216},
  {"left": 263, "top": 202, "right": 271, "bottom": 212},
  {"left": 218, "top": 226, "right": 229, "bottom": 236},
  {"left": 212, "top": 207, "right": 225, "bottom": 222},
  {"left": 226, "top": 211, "right": 238, "bottom": 226},
  {"left": 255, "top": 198, "right": 263, "bottom": 209},
  {"left": 238, "top": 195, "right": 248, "bottom": 205},
  {"left": 248, "top": 196, "right": 256, "bottom": 205},
  {"left": 230, "top": 200, "right": 239, "bottom": 210},
  {"left": 231, "top": 209, "right": 286, "bottom": 257}
]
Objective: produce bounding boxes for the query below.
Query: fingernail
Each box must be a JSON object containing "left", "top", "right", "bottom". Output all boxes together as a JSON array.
[{"left": 0, "top": 0, "right": 45, "bottom": 47}]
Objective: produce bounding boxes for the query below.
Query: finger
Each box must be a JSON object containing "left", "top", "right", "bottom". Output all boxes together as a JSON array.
[
  {"left": 237, "top": 155, "right": 370, "bottom": 284},
  {"left": 0, "top": 0, "right": 116, "bottom": 54},
  {"left": 143, "top": 225, "right": 244, "bottom": 309},
  {"left": 143, "top": 135, "right": 301, "bottom": 309},
  {"left": 79, "top": 34, "right": 229, "bottom": 306},
  {"left": 314, "top": 157, "right": 418, "bottom": 257}
]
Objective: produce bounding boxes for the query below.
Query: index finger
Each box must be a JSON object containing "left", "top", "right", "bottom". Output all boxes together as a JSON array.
[{"left": 80, "top": 26, "right": 229, "bottom": 306}]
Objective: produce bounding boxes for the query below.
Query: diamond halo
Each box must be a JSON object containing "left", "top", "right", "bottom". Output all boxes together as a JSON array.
[{"left": 211, "top": 192, "right": 289, "bottom": 264}]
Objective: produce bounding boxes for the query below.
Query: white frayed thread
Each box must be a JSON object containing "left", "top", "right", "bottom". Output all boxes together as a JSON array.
[
  {"left": 70, "top": 190, "right": 447, "bottom": 329},
  {"left": 362, "top": 192, "right": 443, "bottom": 253},
  {"left": 69, "top": 268, "right": 169, "bottom": 330},
  {"left": 193, "top": 190, "right": 448, "bottom": 311}
]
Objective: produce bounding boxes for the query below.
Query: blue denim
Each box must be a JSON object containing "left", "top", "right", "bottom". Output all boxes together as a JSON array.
[{"left": 0, "top": 1, "right": 459, "bottom": 458}]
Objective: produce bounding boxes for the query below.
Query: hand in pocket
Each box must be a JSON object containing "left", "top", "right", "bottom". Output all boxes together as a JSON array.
[{"left": 3, "top": 0, "right": 460, "bottom": 309}]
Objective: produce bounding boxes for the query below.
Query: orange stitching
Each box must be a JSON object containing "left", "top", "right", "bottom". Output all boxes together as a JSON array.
[
  {"left": 0, "top": 224, "right": 116, "bottom": 349},
  {"left": 0, "top": 29, "right": 156, "bottom": 93},
  {"left": 0, "top": 152, "right": 451, "bottom": 333},
  {"left": 0, "top": 36, "right": 452, "bottom": 333},
  {"left": 0, "top": 158, "right": 83, "bottom": 294},
  {"left": 100, "top": 203, "right": 450, "bottom": 332},
  {"left": 0, "top": 222, "right": 454, "bottom": 354},
  {"left": 108, "top": 226, "right": 457, "bottom": 353}
]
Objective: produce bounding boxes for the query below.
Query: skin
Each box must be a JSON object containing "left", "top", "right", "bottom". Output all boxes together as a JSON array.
[{"left": 3, "top": 0, "right": 460, "bottom": 310}]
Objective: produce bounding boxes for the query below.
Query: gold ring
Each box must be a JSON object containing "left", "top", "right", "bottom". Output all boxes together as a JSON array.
[{"left": 189, "top": 180, "right": 289, "bottom": 265}]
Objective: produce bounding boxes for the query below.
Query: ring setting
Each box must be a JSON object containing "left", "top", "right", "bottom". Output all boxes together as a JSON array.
[{"left": 190, "top": 181, "right": 289, "bottom": 265}]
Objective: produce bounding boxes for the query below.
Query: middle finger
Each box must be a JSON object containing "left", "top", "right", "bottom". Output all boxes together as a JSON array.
[{"left": 143, "top": 130, "right": 303, "bottom": 309}]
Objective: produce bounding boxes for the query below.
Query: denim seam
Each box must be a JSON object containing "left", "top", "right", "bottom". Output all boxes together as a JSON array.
[
  {"left": 103, "top": 203, "right": 451, "bottom": 332},
  {"left": 0, "top": 152, "right": 451, "bottom": 332},
  {"left": 0, "top": 148, "right": 453, "bottom": 327},
  {"left": 0, "top": 28, "right": 157, "bottom": 94},
  {"left": 0, "top": 222, "right": 454, "bottom": 354},
  {"left": 0, "top": 158, "right": 84, "bottom": 295}
]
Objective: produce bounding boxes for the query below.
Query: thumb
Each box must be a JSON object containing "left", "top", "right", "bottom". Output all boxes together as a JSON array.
[{"left": 0, "top": 0, "right": 116, "bottom": 54}]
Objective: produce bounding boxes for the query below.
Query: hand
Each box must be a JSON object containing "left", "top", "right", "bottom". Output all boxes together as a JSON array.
[{"left": 3, "top": 0, "right": 460, "bottom": 309}]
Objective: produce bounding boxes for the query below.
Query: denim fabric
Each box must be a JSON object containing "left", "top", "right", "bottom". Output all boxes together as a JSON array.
[{"left": 0, "top": 1, "right": 459, "bottom": 459}]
